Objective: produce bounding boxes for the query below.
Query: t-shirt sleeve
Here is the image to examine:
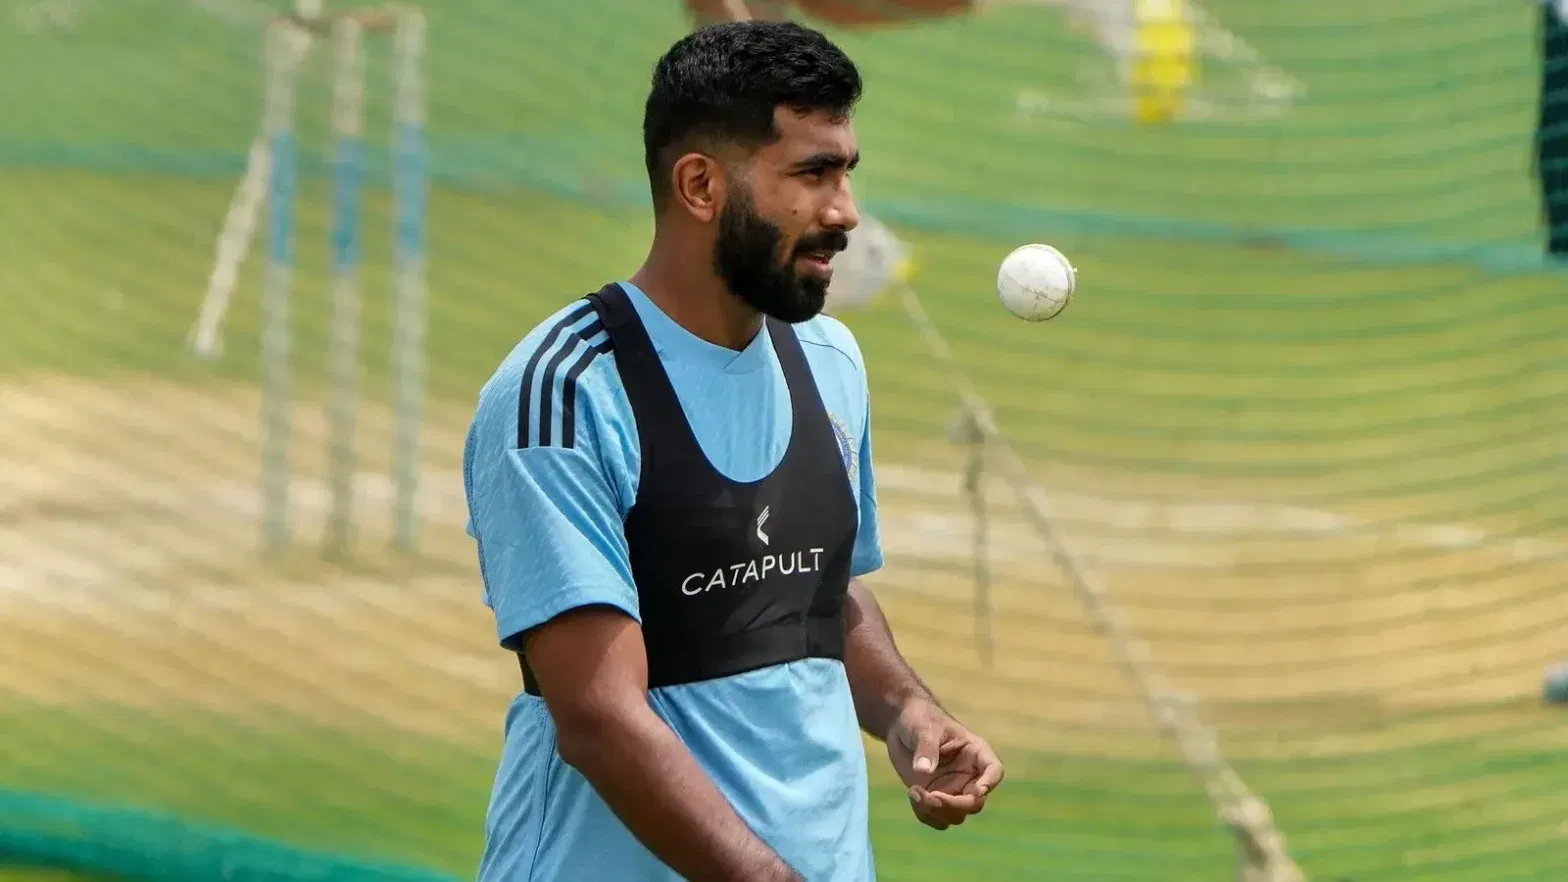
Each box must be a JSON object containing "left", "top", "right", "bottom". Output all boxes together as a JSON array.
[
  {"left": 848, "top": 347, "right": 884, "bottom": 578},
  {"left": 465, "top": 336, "right": 638, "bottom": 650},
  {"left": 850, "top": 394, "right": 884, "bottom": 577}
]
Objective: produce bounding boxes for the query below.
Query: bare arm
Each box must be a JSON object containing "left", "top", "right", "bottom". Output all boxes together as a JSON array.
[
  {"left": 843, "top": 578, "right": 939, "bottom": 740},
  {"left": 844, "top": 580, "right": 1006, "bottom": 829},
  {"left": 524, "top": 607, "right": 801, "bottom": 882}
]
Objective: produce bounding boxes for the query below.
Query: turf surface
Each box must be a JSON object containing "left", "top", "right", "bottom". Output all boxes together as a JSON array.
[{"left": 4, "top": 703, "right": 1568, "bottom": 881}]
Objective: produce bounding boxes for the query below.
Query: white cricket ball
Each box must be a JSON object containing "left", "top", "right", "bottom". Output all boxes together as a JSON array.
[{"left": 997, "top": 243, "right": 1076, "bottom": 322}]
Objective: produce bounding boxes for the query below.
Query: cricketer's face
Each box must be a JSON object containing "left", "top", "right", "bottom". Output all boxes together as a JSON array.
[{"left": 715, "top": 107, "right": 860, "bottom": 324}]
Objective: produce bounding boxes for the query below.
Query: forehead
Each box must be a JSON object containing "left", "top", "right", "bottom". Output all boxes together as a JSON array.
[{"left": 754, "top": 106, "right": 856, "bottom": 163}]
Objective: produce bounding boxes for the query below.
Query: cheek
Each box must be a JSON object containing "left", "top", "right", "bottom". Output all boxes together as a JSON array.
[
  {"left": 781, "top": 204, "right": 818, "bottom": 243},
  {"left": 758, "top": 182, "right": 815, "bottom": 227}
]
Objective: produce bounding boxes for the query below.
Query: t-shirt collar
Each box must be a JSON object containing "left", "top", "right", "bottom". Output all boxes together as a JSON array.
[{"left": 618, "top": 281, "right": 774, "bottom": 375}]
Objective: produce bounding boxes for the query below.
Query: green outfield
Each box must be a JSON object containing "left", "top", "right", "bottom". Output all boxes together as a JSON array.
[
  {"left": 3, "top": 701, "right": 1567, "bottom": 881},
  {"left": 3, "top": 0, "right": 1568, "bottom": 879}
]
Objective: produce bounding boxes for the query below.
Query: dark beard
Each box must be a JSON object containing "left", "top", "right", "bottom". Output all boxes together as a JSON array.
[{"left": 713, "top": 186, "right": 848, "bottom": 324}]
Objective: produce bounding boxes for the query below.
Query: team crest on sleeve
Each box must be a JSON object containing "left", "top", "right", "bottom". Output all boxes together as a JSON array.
[{"left": 828, "top": 413, "right": 857, "bottom": 482}]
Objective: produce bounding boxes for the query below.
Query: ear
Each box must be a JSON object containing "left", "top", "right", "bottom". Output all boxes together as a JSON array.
[{"left": 670, "top": 151, "right": 726, "bottom": 224}]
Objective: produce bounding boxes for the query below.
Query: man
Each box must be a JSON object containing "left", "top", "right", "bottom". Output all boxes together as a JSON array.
[
  {"left": 464, "top": 20, "right": 1003, "bottom": 882},
  {"left": 1541, "top": 0, "right": 1568, "bottom": 259}
]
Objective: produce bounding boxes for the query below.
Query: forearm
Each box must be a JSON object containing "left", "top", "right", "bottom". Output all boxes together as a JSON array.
[
  {"left": 843, "top": 579, "right": 940, "bottom": 740},
  {"left": 558, "top": 704, "right": 799, "bottom": 882}
]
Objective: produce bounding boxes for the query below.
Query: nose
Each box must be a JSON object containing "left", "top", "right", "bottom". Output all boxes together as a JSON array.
[{"left": 821, "top": 180, "right": 859, "bottom": 234}]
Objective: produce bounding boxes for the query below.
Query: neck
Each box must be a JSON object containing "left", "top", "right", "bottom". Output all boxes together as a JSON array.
[{"left": 630, "top": 230, "right": 763, "bottom": 352}]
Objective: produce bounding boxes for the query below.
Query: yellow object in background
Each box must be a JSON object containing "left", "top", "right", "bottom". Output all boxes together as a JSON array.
[{"left": 1131, "top": 0, "right": 1196, "bottom": 124}]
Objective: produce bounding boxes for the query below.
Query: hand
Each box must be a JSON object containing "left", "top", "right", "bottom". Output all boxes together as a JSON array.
[{"left": 886, "top": 698, "right": 1004, "bottom": 830}]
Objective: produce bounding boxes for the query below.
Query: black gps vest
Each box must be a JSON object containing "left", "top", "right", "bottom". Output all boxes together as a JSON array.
[{"left": 521, "top": 283, "right": 858, "bottom": 694}]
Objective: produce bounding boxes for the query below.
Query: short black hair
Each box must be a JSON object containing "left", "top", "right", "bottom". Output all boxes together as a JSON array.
[{"left": 642, "top": 20, "right": 863, "bottom": 205}]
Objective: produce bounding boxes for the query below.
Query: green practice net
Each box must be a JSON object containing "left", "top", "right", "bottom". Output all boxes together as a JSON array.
[{"left": 2, "top": 0, "right": 1566, "bottom": 880}]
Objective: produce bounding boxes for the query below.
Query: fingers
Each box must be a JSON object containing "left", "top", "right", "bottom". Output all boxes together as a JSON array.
[
  {"left": 909, "top": 786, "right": 960, "bottom": 829},
  {"left": 937, "top": 737, "right": 1005, "bottom": 798},
  {"left": 909, "top": 786, "right": 984, "bottom": 829},
  {"left": 967, "top": 747, "right": 1006, "bottom": 798}
]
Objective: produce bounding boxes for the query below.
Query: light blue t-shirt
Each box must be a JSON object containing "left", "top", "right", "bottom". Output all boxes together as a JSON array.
[{"left": 463, "top": 282, "right": 884, "bottom": 882}]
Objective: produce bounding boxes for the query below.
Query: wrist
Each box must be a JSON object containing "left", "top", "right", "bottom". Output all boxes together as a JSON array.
[{"left": 884, "top": 690, "right": 941, "bottom": 740}]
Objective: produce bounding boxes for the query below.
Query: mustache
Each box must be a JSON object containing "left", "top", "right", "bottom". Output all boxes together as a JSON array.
[{"left": 793, "top": 230, "right": 850, "bottom": 256}]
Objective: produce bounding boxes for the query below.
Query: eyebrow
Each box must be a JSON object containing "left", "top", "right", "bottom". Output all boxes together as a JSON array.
[{"left": 791, "top": 151, "right": 860, "bottom": 173}]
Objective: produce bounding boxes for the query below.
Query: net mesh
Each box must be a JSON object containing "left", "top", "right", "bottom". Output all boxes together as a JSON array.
[{"left": 3, "top": 0, "right": 1567, "bottom": 880}]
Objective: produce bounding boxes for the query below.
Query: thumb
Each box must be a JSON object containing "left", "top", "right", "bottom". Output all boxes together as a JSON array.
[{"left": 911, "top": 725, "right": 940, "bottom": 776}]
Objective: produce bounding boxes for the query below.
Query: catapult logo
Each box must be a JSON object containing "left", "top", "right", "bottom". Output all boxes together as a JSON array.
[{"left": 681, "top": 505, "right": 822, "bottom": 597}]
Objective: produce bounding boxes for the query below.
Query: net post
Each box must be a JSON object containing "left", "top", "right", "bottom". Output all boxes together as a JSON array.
[
  {"left": 325, "top": 15, "right": 366, "bottom": 557},
  {"left": 390, "top": 6, "right": 427, "bottom": 553},
  {"left": 260, "top": 18, "right": 301, "bottom": 556}
]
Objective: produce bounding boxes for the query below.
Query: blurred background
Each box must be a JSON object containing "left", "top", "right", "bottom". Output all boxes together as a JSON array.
[{"left": 3, "top": 0, "right": 1567, "bottom": 879}]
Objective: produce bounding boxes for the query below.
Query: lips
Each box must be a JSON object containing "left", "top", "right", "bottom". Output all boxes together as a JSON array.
[
  {"left": 794, "top": 232, "right": 847, "bottom": 277},
  {"left": 796, "top": 252, "right": 836, "bottom": 277}
]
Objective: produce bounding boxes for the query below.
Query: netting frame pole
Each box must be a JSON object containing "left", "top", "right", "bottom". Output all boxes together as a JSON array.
[
  {"left": 899, "top": 283, "right": 1306, "bottom": 882},
  {"left": 390, "top": 6, "right": 427, "bottom": 555},
  {"left": 325, "top": 16, "right": 367, "bottom": 558},
  {"left": 260, "top": 18, "right": 301, "bottom": 556},
  {"left": 256, "top": 4, "right": 424, "bottom": 558}
]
